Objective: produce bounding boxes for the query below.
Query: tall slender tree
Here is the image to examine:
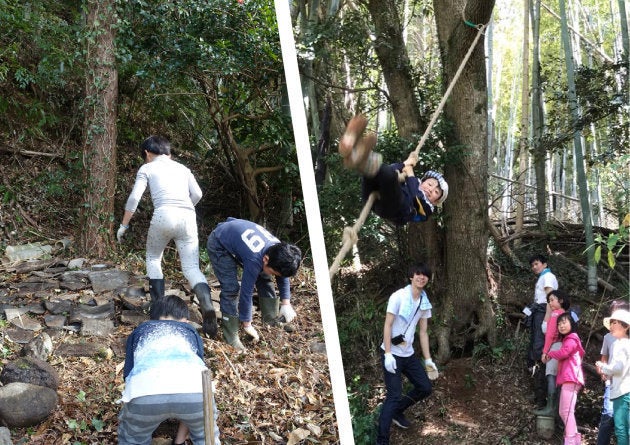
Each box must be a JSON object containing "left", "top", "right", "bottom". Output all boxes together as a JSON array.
[
  {"left": 530, "top": 0, "right": 547, "bottom": 225},
  {"left": 558, "top": 0, "right": 597, "bottom": 293},
  {"left": 515, "top": 0, "right": 530, "bottom": 243}
]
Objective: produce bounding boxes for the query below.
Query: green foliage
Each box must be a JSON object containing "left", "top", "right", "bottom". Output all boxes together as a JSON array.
[
  {"left": 0, "top": 1, "right": 83, "bottom": 142},
  {"left": 464, "top": 373, "right": 476, "bottom": 389},
  {"left": 0, "top": 343, "right": 10, "bottom": 359},
  {"left": 472, "top": 338, "right": 516, "bottom": 364},
  {"left": 348, "top": 376, "right": 377, "bottom": 444},
  {"left": 337, "top": 294, "right": 382, "bottom": 347},
  {"left": 91, "top": 417, "right": 105, "bottom": 432},
  {"left": 75, "top": 389, "right": 87, "bottom": 402},
  {"left": 66, "top": 418, "right": 88, "bottom": 432},
  {"left": 588, "top": 219, "right": 629, "bottom": 270}
]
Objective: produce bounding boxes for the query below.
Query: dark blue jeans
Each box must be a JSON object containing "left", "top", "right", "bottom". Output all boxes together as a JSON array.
[
  {"left": 597, "top": 383, "right": 614, "bottom": 445},
  {"left": 527, "top": 303, "right": 547, "bottom": 367},
  {"left": 362, "top": 164, "right": 404, "bottom": 222},
  {"left": 377, "top": 351, "right": 432, "bottom": 445},
  {"left": 207, "top": 231, "right": 276, "bottom": 322}
]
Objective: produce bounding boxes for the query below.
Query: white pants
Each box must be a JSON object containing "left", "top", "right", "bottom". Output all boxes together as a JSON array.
[{"left": 146, "top": 207, "right": 206, "bottom": 287}]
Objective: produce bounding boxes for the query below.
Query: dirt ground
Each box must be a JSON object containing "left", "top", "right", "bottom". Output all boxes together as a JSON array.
[
  {"left": 0, "top": 263, "right": 338, "bottom": 444},
  {"left": 346, "top": 253, "right": 623, "bottom": 445},
  {"left": 387, "top": 355, "right": 602, "bottom": 445}
]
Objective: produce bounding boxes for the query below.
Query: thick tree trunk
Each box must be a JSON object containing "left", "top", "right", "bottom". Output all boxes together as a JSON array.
[
  {"left": 433, "top": 0, "right": 495, "bottom": 362},
  {"left": 366, "top": 0, "right": 423, "bottom": 136},
  {"left": 79, "top": 0, "right": 118, "bottom": 257}
]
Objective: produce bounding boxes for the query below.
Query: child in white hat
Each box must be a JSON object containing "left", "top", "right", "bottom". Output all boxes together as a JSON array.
[{"left": 596, "top": 309, "right": 630, "bottom": 445}]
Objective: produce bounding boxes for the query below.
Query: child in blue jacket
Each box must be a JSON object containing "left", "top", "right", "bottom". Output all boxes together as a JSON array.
[
  {"left": 339, "top": 114, "right": 448, "bottom": 225},
  {"left": 206, "top": 218, "right": 302, "bottom": 351}
]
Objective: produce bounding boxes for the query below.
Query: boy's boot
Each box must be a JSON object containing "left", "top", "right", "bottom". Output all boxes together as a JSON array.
[
  {"left": 354, "top": 134, "right": 381, "bottom": 178},
  {"left": 221, "top": 316, "right": 245, "bottom": 351},
  {"left": 339, "top": 115, "right": 381, "bottom": 177},
  {"left": 260, "top": 297, "right": 280, "bottom": 325},
  {"left": 148, "top": 278, "right": 165, "bottom": 319},
  {"left": 533, "top": 375, "right": 557, "bottom": 416},
  {"left": 339, "top": 115, "right": 368, "bottom": 158},
  {"left": 192, "top": 282, "right": 218, "bottom": 338}
]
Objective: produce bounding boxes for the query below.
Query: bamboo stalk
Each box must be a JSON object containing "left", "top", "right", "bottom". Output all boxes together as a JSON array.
[{"left": 202, "top": 369, "right": 216, "bottom": 445}]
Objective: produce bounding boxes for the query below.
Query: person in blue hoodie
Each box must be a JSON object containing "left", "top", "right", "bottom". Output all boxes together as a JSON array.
[
  {"left": 338, "top": 114, "right": 448, "bottom": 226},
  {"left": 117, "top": 295, "right": 220, "bottom": 445},
  {"left": 377, "top": 263, "right": 438, "bottom": 445},
  {"left": 206, "top": 218, "right": 302, "bottom": 351}
]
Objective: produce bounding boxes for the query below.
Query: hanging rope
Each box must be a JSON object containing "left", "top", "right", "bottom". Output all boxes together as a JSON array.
[
  {"left": 407, "top": 20, "right": 487, "bottom": 164},
  {"left": 328, "top": 20, "right": 487, "bottom": 280}
]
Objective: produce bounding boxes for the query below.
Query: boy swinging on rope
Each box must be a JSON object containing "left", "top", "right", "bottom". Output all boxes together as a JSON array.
[{"left": 339, "top": 115, "right": 449, "bottom": 226}]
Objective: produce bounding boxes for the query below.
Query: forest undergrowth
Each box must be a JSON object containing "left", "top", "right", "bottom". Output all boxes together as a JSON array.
[{"left": 335, "top": 229, "right": 628, "bottom": 444}]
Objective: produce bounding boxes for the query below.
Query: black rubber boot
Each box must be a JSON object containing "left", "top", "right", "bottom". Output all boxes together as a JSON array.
[
  {"left": 192, "top": 282, "right": 218, "bottom": 338},
  {"left": 148, "top": 278, "right": 165, "bottom": 319}
]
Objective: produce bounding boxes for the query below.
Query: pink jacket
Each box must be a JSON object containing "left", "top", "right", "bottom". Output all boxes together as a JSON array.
[
  {"left": 543, "top": 309, "right": 564, "bottom": 353},
  {"left": 547, "top": 332, "right": 585, "bottom": 386}
]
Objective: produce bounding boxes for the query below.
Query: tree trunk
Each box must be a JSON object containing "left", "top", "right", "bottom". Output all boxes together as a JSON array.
[
  {"left": 530, "top": 0, "right": 547, "bottom": 225},
  {"left": 299, "top": 0, "right": 322, "bottom": 140},
  {"left": 619, "top": 0, "right": 629, "bottom": 61},
  {"left": 558, "top": 0, "right": 597, "bottom": 293},
  {"left": 486, "top": 19, "right": 495, "bottom": 172},
  {"left": 515, "top": 0, "right": 530, "bottom": 245},
  {"left": 79, "top": 0, "right": 118, "bottom": 257},
  {"left": 365, "top": 0, "right": 441, "bottom": 271},
  {"left": 366, "top": 0, "right": 423, "bottom": 136},
  {"left": 433, "top": 0, "right": 495, "bottom": 362},
  {"left": 315, "top": 97, "right": 332, "bottom": 190}
]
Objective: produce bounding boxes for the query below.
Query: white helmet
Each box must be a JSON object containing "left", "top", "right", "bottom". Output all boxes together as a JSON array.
[{"left": 421, "top": 170, "right": 448, "bottom": 206}]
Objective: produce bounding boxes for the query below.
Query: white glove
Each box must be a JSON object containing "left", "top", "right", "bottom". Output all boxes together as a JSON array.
[
  {"left": 541, "top": 321, "right": 547, "bottom": 333},
  {"left": 243, "top": 325, "right": 259, "bottom": 342},
  {"left": 117, "top": 224, "right": 128, "bottom": 243},
  {"left": 384, "top": 353, "right": 397, "bottom": 374},
  {"left": 279, "top": 303, "right": 296, "bottom": 323},
  {"left": 425, "top": 358, "right": 439, "bottom": 380}
]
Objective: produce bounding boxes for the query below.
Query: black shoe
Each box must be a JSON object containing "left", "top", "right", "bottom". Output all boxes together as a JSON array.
[
  {"left": 392, "top": 414, "right": 411, "bottom": 429},
  {"left": 202, "top": 310, "right": 218, "bottom": 338}
]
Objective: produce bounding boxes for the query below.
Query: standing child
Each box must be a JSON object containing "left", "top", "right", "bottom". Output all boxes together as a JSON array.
[
  {"left": 542, "top": 312, "right": 585, "bottom": 445},
  {"left": 535, "top": 290, "right": 571, "bottom": 416},
  {"left": 596, "top": 300, "right": 630, "bottom": 445},
  {"left": 596, "top": 309, "right": 630, "bottom": 445},
  {"left": 117, "top": 135, "right": 217, "bottom": 337},
  {"left": 338, "top": 115, "right": 448, "bottom": 226}
]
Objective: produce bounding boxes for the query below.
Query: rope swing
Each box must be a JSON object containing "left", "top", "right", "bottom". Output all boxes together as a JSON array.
[{"left": 328, "top": 20, "right": 487, "bottom": 280}]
